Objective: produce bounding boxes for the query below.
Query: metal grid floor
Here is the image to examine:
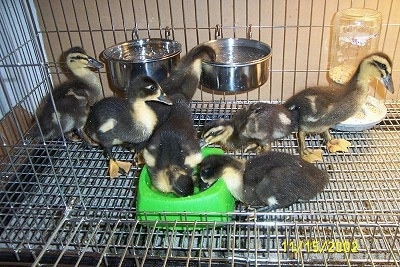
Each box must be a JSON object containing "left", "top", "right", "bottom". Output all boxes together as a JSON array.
[{"left": 1, "top": 101, "right": 400, "bottom": 266}]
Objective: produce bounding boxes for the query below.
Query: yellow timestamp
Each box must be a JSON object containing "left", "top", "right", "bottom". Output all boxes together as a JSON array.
[{"left": 281, "top": 239, "right": 359, "bottom": 254}]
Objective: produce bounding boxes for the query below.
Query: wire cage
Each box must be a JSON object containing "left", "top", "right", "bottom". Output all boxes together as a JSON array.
[{"left": 1, "top": 0, "right": 400, "bottom": 266}]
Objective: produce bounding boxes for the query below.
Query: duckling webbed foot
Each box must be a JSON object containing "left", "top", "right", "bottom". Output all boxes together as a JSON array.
[
  {"left": 301, "top": 149, "right": 323, "bottom": 163},
  {"left": 133, "top": 150, "right": 146, "bottom": 166},
  {"left": 244, "top": 205, "right": 278, "bottom": 221},
  {"left": 66, "top": 132, "right": 81, "bottom": 142},
  {"left": 244, "top": 143, "right": 270, "bottom": 153},
  {"left": 67, "top": 129, "right": 99, "bottom": 147},
  {"left": 327, "top": 139, "right": 351, "bottom": 153},
  {"left": 109, "top": 159, "right": 132, "bottom": 179}
]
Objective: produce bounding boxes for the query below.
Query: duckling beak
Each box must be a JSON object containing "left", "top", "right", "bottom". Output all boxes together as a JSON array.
[
  {"left": 381, "top": 74, "right": 394, "bottom": 93},
  {"left": 87, "top": 56, "right": 104, "bottom": 69},
  {"left": 172, "top": 175, "right": 194, "bottom": 197},
  {"left": 157, "top": 92, "right": 173, "bottom": 105}
]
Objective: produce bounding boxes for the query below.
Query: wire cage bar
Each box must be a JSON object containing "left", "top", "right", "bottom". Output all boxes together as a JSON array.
[{"left": 1, "top": 0, "right": 400, "bottom": 266}]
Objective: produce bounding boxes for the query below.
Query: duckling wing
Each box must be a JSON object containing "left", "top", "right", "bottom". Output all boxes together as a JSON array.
[
  {"left": 247, "top": 103, "right": 293, "bottom": 138},
  {"left": 32, "top": 83, "right": 90, "bottom": 139},
  {"left": 244, "top": 151, "right": 329, "bottom": 209},
  {"left": 230, "top": 103, "right": 293, "bottom": 149},
  {"left": 85, "top": 97, "right": 139, "bottom": 145},
  {"left": 284, "top": 86, "right": 353, "bottom": 130},
  {"left": 244, "top": 162, "right": 300, "bottom": 207}
]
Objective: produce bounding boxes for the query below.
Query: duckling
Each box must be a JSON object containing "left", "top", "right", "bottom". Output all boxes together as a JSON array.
[
  {"left": 283, "top": 52, "right": 394, "bottom": 162},
  {"left": 198, "top": 151, "right": 329, "bottom": 212},
  {"left": 141, "top": 44, "right": 215, "bottom": 196},
  {"left": 85, "top": 75, "right": 172, "bottom": 178},
  {"left": 142, "top": 96, "right": 202, "bottom": 196},
  {"left": 28, "top": 47, "right": 104, "bottom": 143},
  {"left": 160, "top": 44, "right": 216, "bottom": 101},
  {"left": 202, "top": 102, "right": 298, "bottom": 152}
]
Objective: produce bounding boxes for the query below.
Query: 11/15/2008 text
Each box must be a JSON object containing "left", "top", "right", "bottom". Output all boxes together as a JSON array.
[{"left": 281, "top": 240, "right": 359, "bottom": 254}]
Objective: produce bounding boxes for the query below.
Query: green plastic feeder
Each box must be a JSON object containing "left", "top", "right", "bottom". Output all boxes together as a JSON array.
[{"left": 136, "top": 147, "right": 236, "bottom": 230}]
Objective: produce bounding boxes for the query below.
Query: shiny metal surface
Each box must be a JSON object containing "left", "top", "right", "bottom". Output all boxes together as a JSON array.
[
  {"left": 102, "top": 39, "right": 182, "bottom": 90},
  {"left": 200, "top": 38, "right": 271, "bottom": 92}
]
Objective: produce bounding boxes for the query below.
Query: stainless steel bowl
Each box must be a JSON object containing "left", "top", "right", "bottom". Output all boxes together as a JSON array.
[
  {"left": 102, "top": 39, "right": 182, "bottom": 90},
  {"left": 200, "top": 38, "right": 272, "bottom": 92}
]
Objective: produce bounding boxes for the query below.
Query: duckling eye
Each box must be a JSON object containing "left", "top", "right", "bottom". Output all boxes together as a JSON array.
[
  {"left": 372, "top": 60, "right": 387, "bottom": 71},
  {"left": 209, "top": 130, "right": 218, "bottom": 137},
  {"left": 71, "top": 55, "right": 87, "bottom": 62},
  {"left": 200, "top": 168, "right": 210, "bottom": 177},
  {"left": 211, "top": 128, "right": 225, "bottom": 136},
  {"left": 146, "top": 85, "right": 156, "bottom": 91},
  {"left": 378, "top": 62, "right": 386, "bottom": 70}
]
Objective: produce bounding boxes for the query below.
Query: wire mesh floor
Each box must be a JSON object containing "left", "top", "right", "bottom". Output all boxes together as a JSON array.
[{"left": 1, "top": 101, "right": 400, "bottom": 266}]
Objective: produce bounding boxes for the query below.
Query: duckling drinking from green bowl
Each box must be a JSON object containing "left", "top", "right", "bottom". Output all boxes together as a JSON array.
[
  {"left": 28, "top": 46, "right": 104, "bottom": 143},
  {"left": 202, "top": 102, "right": 298, "bottom": 152},
  {"left": 198, "top": 151, "right": 329, "bottom": 212},
  {"left": 85, "top": 75, "right": 172, "bottom": 178},
  {"left": 141, "top": 44, "right": 216, "bottom": 196},
  {"left": 284, "top": 52, "right": 394, "bottom": 162}
]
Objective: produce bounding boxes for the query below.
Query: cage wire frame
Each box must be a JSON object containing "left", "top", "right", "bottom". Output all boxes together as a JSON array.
[{"left": 0, "top": 0, "right": 400, "bottom": 266}]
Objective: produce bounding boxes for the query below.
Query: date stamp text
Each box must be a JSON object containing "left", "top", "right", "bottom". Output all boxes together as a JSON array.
[{"left": 281, "top": 239, "right": 359, "bottom": 254}]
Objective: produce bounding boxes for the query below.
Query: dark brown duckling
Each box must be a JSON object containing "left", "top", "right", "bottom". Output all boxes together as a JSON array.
[
  {"left": 28, "top": 47, "right": 104, "bottom": 143},
  {"left": 85, "top": 75, "right": 172, "bottom": 178},
  {"left": 198, "top": 151, "right": 329, "bottom": 212},
  {"left": 141, "top": 44, "right": 215, "bottom": 196},
  {"left": 202, "top": 102, "right": 298, "bottom": 152},
  {"left": 284, "top": 52, "right": 394, "bottom": 162}
]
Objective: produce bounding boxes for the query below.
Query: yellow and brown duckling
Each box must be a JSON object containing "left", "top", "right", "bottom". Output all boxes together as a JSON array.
[
  {"left": 28, "top": 46, "right": 104, "bottom": 143},
  {"left": 198, "top": 151, "right": 329, "bottom": 212},
  {"left": 202, "top": 102, "right": 298, "bottom": 152},
  {"left": 284, "top": 52, "right": 394, "bottom": 162},
  {"left": 141, "top": 44, "right": 215, "bottom": 196},
  {"left": 85, "top": 75, "right": 172, "bottom": 178}
]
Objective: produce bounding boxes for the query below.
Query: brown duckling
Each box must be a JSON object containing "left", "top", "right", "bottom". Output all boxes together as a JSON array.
[
  {"left": 28, "top": 47, "right": 103, "bottom": 143},
  {"left": 202, "top": 102, "right": 298, "bottom": 152},
  {"left": 85, "top": 75, "right": 172, "bottom": 178},
  {"left": 198, "top": 151, "right": 329, "bottom": 212},
  {"left": 284, "top": 52, "right": 394, "bottom": 162},
  {"left": 141, "top": 44, "right": 215, "bottom": 196}
]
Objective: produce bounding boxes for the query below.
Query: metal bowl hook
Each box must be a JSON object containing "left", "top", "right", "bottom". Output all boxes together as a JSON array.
[
  {"left": 247, "top": 24, "right": 253, "bottom": 39},
  {"left": 132, "top": 24, "right": 139, "bottom": 40},
  {"left": 164, "top": 26, "right": 171, "bottom": 39},
  {"left": 214, "top": 24, "right": 222, "bottom": 39}
]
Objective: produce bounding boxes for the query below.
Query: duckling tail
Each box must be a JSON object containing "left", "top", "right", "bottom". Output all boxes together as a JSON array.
[{"left": 160, "top": 44, "right": 216, "bottom": 102}]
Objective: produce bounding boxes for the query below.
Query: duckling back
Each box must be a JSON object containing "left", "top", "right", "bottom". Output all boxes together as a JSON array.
[
  {"left": 202, "top": 102, "right": 298, "bottom": 152},
  {"left": 85, "top": 75, "right": 172, "bottom": 149},
  {"left": 235, "top": 102, "right": 296, "bottom": 146},
  {"left": 243, "top": 151, "right": 329, "bottom": 209},
  {"left": 160, "top": 44, "right": 216, "bottom": 102}
]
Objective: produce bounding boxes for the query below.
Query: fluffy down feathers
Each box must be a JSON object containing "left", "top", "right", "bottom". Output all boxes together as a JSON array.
[
  {"left": 198, "top": 151, "right": 329, "bottom": 211},
  {"left": 202, "top": 102, "right": 298, "bottom": 152}
]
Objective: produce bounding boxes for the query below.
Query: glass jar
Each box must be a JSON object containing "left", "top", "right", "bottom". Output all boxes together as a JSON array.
[{"left": 329, "top": 8, "right": 382, "bottom": 84}]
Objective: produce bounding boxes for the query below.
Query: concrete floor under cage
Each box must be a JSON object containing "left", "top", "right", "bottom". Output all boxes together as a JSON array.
[{"left": 1, "top": 101, "right": 400, "bottom": 266}]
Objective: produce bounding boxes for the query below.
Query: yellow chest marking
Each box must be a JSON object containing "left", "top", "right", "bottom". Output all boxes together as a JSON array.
[{"left": 132, "top": 101, "right": 157, "bottom": 131}]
